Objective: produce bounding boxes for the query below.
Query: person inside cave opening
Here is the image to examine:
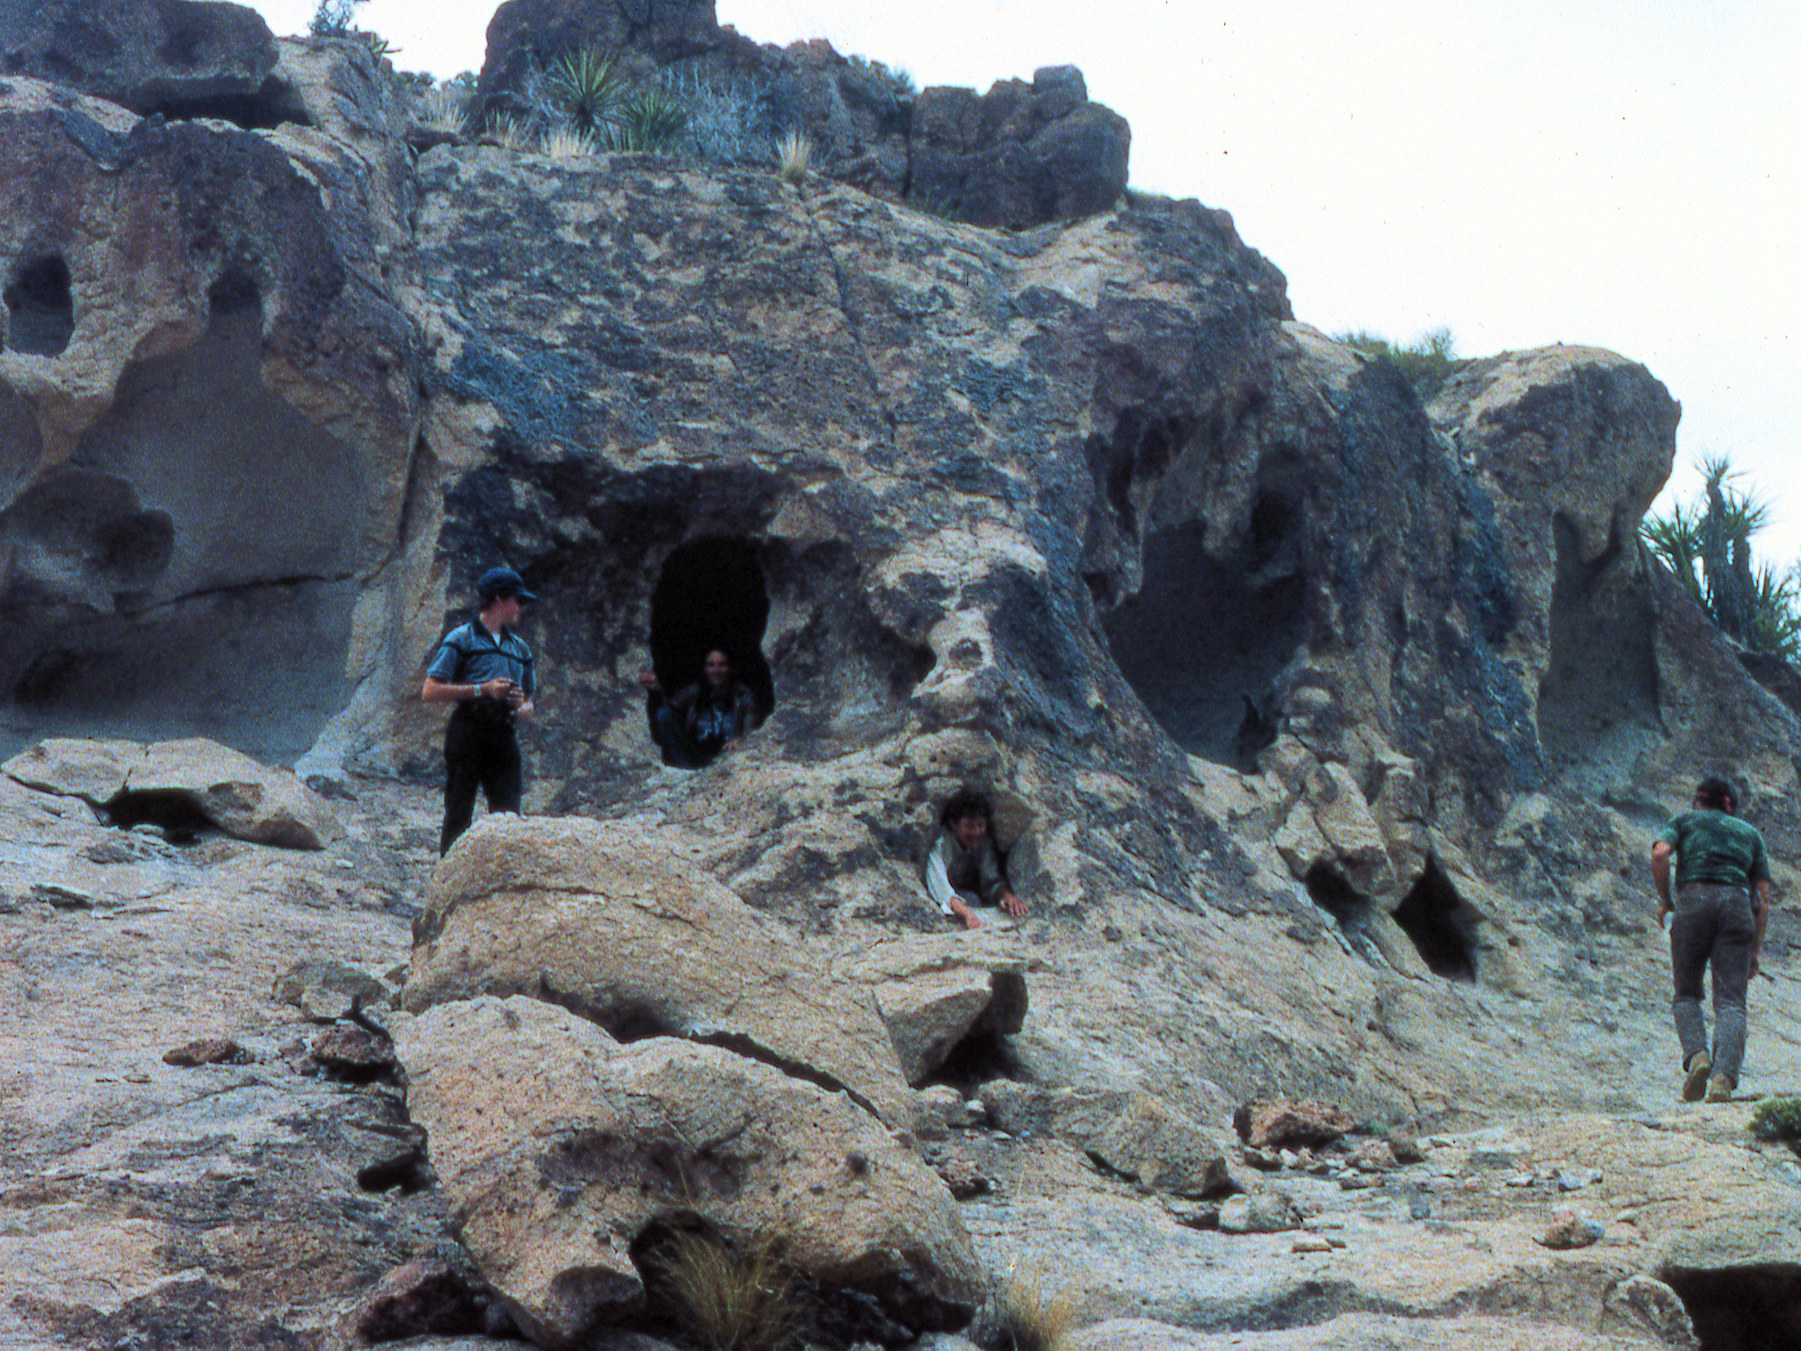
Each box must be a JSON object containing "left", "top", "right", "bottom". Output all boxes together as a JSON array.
[
  {"left": 421, "top": 566, "right": 538, "bottom": 856},
  {"left": 640, "top": 647, "right": 758, "bottom": 769},
  {"left": 922, "top": 788, "right": 1027, "bottom": 929}
]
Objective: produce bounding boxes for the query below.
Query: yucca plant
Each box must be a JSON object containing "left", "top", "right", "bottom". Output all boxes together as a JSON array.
[
  {"left": 545, "top": 48, "right": 632, "bottom": 136},
  {"left": 609, "top": 87, "right": 689, "bottom": 152}
]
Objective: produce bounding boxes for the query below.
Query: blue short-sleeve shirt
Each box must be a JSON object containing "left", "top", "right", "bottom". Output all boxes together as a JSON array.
[{"left": 428, "top": 620, "right": 535, "bottom": 697}]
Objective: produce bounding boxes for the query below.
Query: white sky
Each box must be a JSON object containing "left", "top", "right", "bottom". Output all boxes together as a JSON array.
[{"left": 247, "top": 0, "right": 1801, "bottom": 562}]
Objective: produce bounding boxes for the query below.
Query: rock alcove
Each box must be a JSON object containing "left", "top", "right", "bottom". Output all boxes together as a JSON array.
[
  {"left": 1662, "top": 1262, "right": 1801, "bottom": 1351},
  {"left": 1391, "top": 859, "right": 1480, "bottom": 982},
  {"left": 1103, "top": 518, "right": 1305, "bottom": 770},
  {"left": 647, "top": 536, "right": 776, "bottom": 723},
  {"left": 4, "top": 254, "right": 74, "bottom": 357}
]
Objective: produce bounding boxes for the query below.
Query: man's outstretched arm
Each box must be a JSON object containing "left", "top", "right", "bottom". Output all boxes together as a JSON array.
[{"left": 1652, "top": 841, "right": 1675, "bottom": 921}]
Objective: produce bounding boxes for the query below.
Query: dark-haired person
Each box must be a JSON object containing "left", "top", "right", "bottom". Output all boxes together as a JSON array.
[
  {"left": 922, "top": 789, "right": 1026, "bottom": 930},
  {"left": 640, "top": 648, "right": 758, "bottom": 769},
  {"left": 422, "top": 567, "right": 538, "bottom": 855},
  {"left": 1652, "top": 775, "right": 1772, "bottom": 1103}
]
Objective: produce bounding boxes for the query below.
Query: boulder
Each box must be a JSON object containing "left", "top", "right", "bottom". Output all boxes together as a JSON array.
[
  {"left": 275, "top": 959, "right": 391, "bottom": 1020},
  {"left": 0, "top": 0, "right": 293, "bottom": 121},
  {"left": 6, "top": 737, "right": 339, "bottom": 848},
  {"left": 909, "top": 68, "right": 1131, "bottom": 228},
  {"left": 846, "top": 934, "right": 1030, "bottom": 1085},
  {"left": 127, "top": 739, "right": 340, "bottom": 848},
  {"left": 405, "top": 815, "right": 917, "bottom": 1122},
  {"left": 1234, "top": 1098, "right": 1358, "bottom": 1150},
  {"left": 397, "top": 996, "right": 982, "bottom": 1349},
  {"left": 982, "top": 1082, "right": 1241, "bottom": 1197},
  {"left": 1217, "top": 1191, "right": 1300, "bottom": 1234}
]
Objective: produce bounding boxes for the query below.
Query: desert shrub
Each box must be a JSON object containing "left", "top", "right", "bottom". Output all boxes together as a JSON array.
[
  {"left": 847, "top": 53, "right": 916, "bottom": 97},
  {"left": 1750, "top": 1095, "right": 1801, "bottom": 1145},
  {"left": 776, "top": 131, "right": 812, "bottom": 184},
  {"left": 414, "top": 83, "right": 472, "bottom": 133},
  {"left": 980, "top": 1265, "right": 1084, "bottom": 1351},
  {"left": 309, "top": 0, "right": 363, "bottom": 37},
  {"left": 646, "top": 1228, "right": 804, "bottom": 1351},
  {"left": 660, "top": 66, "right": 780, "bottom": 165},
  {"left": 1643, "top": 456, "right": 1801, "bottom": 660},
  {"left": 1336, "top": 327, "right": 1458, "bottom": 401}
]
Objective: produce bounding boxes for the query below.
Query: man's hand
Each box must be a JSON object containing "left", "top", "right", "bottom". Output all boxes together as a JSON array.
[
  {"left": 1751, "top": 946, "right": 1762, "bottom": 979},
  {"left": 949, "top": 897, "right": 984, "bottom": 930},
  {"left": 638, "top": 669, "right": 663, "bottom": 697},
  {"left": 513, "top": 698, "right": 534, "bottom": 722},
  {"left": 999, "top": 888, "right": 1026, "bottom": 918},
  {"left": 480, "top": 678, "right": 515, "bottom": 702}
]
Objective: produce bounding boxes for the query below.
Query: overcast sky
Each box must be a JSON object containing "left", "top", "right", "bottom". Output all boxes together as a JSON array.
[{"left": 248, "top": 0, "right": 1801, "bottom": 562}]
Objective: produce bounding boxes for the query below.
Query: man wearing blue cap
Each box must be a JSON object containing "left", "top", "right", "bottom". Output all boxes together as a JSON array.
[{"left": 422, "top": 567, "right": 539, "bottom": 855}]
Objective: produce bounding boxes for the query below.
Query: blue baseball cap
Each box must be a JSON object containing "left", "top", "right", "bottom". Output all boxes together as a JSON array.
[{"left": 476, "top": 567, "right": 539, "bottom": 603}]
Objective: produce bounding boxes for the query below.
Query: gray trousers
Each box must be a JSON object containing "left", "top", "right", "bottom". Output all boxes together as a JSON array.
[{"left": 1670, "top": 881, "right": 1757, "bottom": 1084}]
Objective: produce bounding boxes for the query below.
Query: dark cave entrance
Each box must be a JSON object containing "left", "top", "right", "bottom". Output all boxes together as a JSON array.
[
  {"left": 1664, "top": 1264, "right": 1801, "bottom": 1350},
  {"left": 5, "top": 255, "right": 75, "bottom": 357},
  {"left": 1305, "top": 862, "right": 1383, "bottom": 964},
  {"left": 1103, "top": 518, "right": 1305, "bottom": 770},
  {"left": 1392, "top": 860, "right": 1479, "bottom": 982},
  {"left": 648, "top": 537, "right": 775, "bottom": 723}
]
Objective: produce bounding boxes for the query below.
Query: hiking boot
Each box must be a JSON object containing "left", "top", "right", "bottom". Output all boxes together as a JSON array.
[
  {"left": 1705, "top": 1074, "right": 1735, "bottom": 1104},
  {"left": 1683, "top": 1052, "right": 1713, "bottom": 1102}
]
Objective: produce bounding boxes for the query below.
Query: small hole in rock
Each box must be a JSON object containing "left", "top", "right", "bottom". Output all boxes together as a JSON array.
[
  {"left": 5, "top": 255, "right": 74, "bottom": 357},
  {"left": 1392, "top": 860, "right": 1479, "bottom": 982},
  {"left": 105, "top": 791, "right": 214, "bottom": 846}
]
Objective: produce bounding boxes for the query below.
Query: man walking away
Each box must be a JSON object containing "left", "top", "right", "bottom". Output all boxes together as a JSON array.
[
  {"left": 422, "top": 567, "right": 539, "bottom": 856},
  {"left": 1652, "top": 776, "right": 1771, "bottom": 1103}
]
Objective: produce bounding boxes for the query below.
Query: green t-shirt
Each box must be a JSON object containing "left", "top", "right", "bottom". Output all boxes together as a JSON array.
[{"left": 1657, "top": 809, "right": 1771, "bottom": 889}]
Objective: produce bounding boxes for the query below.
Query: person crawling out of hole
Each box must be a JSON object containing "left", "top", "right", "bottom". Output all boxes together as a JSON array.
[
  {"left": 923, "top": 788, "right": 1026, "bottom": 930},
  {"left": 639, "top": 647, "right": 759, "bottom": 770}
]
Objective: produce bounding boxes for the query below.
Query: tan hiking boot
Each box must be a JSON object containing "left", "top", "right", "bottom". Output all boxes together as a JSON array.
[
  {"left": 1705, "top": 1074, "right": 1735, "bottom": 1104},
  {"left": 1683, "top": 1052, "right": 1713, "bottom": 1102}
]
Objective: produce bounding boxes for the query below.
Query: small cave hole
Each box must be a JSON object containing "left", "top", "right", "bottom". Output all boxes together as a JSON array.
[
  {"left": 1104, "top": 520, "right": 1304, "bottom": 770},
  {"left": 1392, "top": 859, "right": 1479, "bottom": 982},
  {"left": 104, "top": 790, "right": 215, "bottom": 846},
  {"left": 1304, "top": 862, "right": 1387, "bottom": 966},
  {"left": 1663, "top": 1263, "right": 1801, "bottom": 1351},
  {"left": 648, "top": 536, "right": 775, "bottom": 723},
  {"left": 4, "top": 255, "right": 75, "bottom": 357},
  {"left": 207, "top": 268, "right": 263, "bottom": 317},
  {"left": 927, "top": 1024, "right": 1020, "bottom": 1094}
]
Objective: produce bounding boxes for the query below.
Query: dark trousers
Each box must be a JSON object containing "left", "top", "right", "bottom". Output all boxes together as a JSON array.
[
  {"left": 440, "top": 705, "right": 522, "bottom": 855},
  {"left": 649, "top": 703, "right": 716, "bottom": 770},
  {"left": 1670, "top": 881, "right": 1756, "bottom": 1084}
]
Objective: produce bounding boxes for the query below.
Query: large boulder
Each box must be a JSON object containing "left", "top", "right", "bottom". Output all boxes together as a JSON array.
[
  {"left": 397, "top": 996, "right": 983, "bottom": 1349},
  {"left": 3, "top": 736, "right": 339, "bottom": 848},
  {"left": 844, "top": 933, "right": 1031, "bottom": 1085},
  {"left": 477, "top": 0, "right": 721, "bottom": 105},
  {"left": 909, "top": 67, "right": 1131, "bottom": 229},
  {"left": 405, "top": 815, "right": 921, "bottom": 1122},
  {"left": 0, "top": 0, "right": 301, "bottom": 124}
]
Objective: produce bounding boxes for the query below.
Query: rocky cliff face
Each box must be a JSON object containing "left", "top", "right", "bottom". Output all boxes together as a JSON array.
[{"left": 3, "top": 5, "right": 1801, "bottom": 1350}]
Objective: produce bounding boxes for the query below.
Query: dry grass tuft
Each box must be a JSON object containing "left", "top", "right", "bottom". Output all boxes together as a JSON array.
[
  {"left": 481, "top": 114, "right": 533, "bottom": 152},
  {"left": 650, "top": 1228, "right": 804, "bottom": 1351},
  {"left": 414, "top": 84, "right": 469, "bottom": 134},
  {"left": 991, "top": 1264, "right": 1085, "bottom": 1351},
  {"left": 775, "top": 131, "right": 812, "bottom": 184},
  {"left": 541, "top": 124, "right": 597, "bottom": 159}
]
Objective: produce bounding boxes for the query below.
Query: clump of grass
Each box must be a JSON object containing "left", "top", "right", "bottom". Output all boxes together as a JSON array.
[
  {"left": 414, "top": 84, "right": 470, "bottom": 134},
  {"left": 649, "top": 1229, "right": 805, "bottom": 1351},
  {"left": 988, "top": 1264, "right": 1085, "bottom": 1351},
  {"left": 776, "top": 131, "right": 812, "bottom": 184},
  {"left": 541, "top": 124, "right": 596, "bottom": 159},
  {"left": 1335, "top": 326, "right": 1458, "bottom": 400},
  {"left": 481, "top": 114, "right": 534, "bottom": 152},
  {"left": 1750, "top": 1095, "right": 1801, "bottom": 1146}
]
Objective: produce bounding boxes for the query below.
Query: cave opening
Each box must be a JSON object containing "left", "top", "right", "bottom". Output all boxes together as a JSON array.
[
  {"left": 103, "top": 790, "right": 214, "bottom": 845},
  {"left": 648, "top": 537, "right": 775, "bottom": 724},
  {"left": 5, "top": 255, "right": 75, "bottom": 357},
  {"left": 1103, "top": 517, "right": 1305, "bottom": 769},
  {"left": 1392, "top": 859, "right": 1479, "bottom": 982},
  {"left": 1663, "top": 1263, "right": 1801, "bottom": 1350}
]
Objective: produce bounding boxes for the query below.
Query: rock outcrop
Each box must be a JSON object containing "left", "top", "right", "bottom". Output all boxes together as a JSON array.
[
  {"left": 474, "top": 0, "right": 1131, "bottom": 227},
  {"left": 5, "top": 1, "right": 1801, "bottom": 1348}
]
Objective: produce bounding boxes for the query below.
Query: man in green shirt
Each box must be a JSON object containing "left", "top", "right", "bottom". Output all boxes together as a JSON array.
[{"left": 1652, "top": 776, "right": 1772, "bottom": 1103}]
